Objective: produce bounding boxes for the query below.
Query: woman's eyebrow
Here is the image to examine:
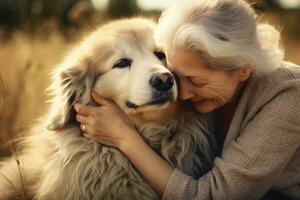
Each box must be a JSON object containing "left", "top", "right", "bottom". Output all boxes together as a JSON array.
[{"left": 172, "top": 67, "right": 196, "bottom": 77}]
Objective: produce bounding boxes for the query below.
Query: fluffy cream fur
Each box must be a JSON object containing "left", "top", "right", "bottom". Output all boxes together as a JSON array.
[{"left": 0, "top": 18, "right": 218, "bottom": 200}]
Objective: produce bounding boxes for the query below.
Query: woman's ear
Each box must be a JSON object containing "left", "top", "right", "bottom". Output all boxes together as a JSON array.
[
  {"left": 46, "top": 64, "right": 96, "bottom": 131},
  {"left": 239, "top": 66, "right": 252, "bottom": 81}
]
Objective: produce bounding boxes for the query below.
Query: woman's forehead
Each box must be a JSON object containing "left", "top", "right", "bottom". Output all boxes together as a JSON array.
[
  {"left": 167, "top": 49, "right": 207, "bottom": 70},
  {"left": 167, "top": 48, "right": 192, "bottom": 64}
]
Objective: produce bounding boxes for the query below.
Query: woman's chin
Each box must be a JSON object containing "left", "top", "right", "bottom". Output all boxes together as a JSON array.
[{"left": 193, "top": 100, "right": 219, "bottom": 113}]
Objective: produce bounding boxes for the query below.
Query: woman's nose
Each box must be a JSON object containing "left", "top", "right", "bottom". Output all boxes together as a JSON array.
[{"left": 179, "top": 78, "right": 195, "bottom": 100}]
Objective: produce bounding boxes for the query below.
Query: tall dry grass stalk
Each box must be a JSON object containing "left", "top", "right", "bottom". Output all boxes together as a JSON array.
[
  {"left": 0, "top": 70, "right": 27, "bottom": 199},
  {"left": 0, "top": 30, "right": 69, "bottom": 199},
  {"left": 0, "top": 31, "right": 68, "bottom": 145}
]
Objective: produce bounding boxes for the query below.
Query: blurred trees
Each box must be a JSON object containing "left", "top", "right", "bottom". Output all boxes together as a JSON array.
[
  {"left": 107, "top": 0, "right": 140, "bottom": 18},
  {"left": 0, "top": 0, "right": 20, "bottom": 26},
  {"left": 2, "top": 0, "right": 297, "bottom": 29},
  {"left": 253, "top": 0, "right": 282, "bottom": 10},
  {"left": 250, "top": 0, "right": 300, "bottom": 10},
  {"left": 252, "top": 0, "right": 300, "bottom": 40},
  {"left": 0, "top": 0, "right": 93, "bottom": 29},
  {"left": 0, "top": 0, "right": 299, "bottom": 45},
  {"left": 0, "top": 0, "right": 142, "bottom": 27}
]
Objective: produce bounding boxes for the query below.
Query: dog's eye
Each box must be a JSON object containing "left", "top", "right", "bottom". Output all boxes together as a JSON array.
[
  {"left": 113, "top": 58, "right": 132, "bottom": 69},
  {"left": 154, "top": 51, "right": 166, "bottom": 60}
]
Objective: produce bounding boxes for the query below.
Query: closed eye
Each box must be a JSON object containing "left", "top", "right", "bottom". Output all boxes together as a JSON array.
[
  {"left": 189, "top": 77, "right": 208, "bottom": 87},
  {"left": 113, "top": 58, "right": 132, "bottom": 69},
  {"left": 154, "top": 51, "right": 166, "bottom": 60}
]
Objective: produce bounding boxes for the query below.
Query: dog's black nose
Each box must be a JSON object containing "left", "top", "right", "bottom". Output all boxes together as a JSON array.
[{"left": 150, "top": 73, "right": 174, "bottom": 92}]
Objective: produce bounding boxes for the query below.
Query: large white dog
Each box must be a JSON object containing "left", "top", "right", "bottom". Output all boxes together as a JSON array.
[{"left": 0, "top": 18, "right": 218, "bottom": 200}]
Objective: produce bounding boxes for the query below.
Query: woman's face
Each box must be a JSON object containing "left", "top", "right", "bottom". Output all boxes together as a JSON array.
[{"left": 167, "top": 48, "right": 251, "bottom": 113}]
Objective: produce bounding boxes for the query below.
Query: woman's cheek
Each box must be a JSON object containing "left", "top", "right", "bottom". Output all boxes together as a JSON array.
[
  {"left": 194, "top": 86, "right": 210, "bottom": 97},
  {"left": 197, "top": 86, "right": 218, "bottom": 99}
]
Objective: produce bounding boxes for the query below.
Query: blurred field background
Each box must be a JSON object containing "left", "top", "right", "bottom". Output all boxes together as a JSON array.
[{"left": 0, "top": 0, "right": 300, "bottom": 158}]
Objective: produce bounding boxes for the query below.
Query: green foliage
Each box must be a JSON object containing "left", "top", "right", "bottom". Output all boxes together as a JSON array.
[
  {"left": 261, "top": 0, "right": 282, "bottom": 10},
  {"left": 0, "top": 0, "right": 92, "bottom": 27},
  {"left": 107, "top": 0, "right": 140, "bottom": 18}
]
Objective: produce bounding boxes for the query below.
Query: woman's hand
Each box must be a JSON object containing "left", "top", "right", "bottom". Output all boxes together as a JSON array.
[
  {"left": 74, "top": 91, "right": 137, "bottom": 148},
  {"left": 75, "top": 92, "right": 174, "bottom": 195}
]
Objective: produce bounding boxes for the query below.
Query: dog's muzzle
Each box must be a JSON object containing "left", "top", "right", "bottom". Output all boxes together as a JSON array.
[{"left": 126, "top": 72, "right": 176, "bottom": 109}]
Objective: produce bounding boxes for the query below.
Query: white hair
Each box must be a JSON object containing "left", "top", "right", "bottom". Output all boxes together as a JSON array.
[{"left": 154, "top": 0, "right": 284, "bottom": 72}]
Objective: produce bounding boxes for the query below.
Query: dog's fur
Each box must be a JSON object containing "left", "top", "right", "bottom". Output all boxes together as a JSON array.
[{"left": 0, "top": 18, "right": 218, "bottom": 200}]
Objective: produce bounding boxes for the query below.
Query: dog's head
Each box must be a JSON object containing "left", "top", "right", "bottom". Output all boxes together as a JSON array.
[{"left": 47, "top": 18, "right": 178, "bottom": 131}]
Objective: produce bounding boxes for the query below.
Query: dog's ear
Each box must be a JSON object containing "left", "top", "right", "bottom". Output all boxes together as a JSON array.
[{"left": 46, "top": 63, "right": 96, "bottom": 131}]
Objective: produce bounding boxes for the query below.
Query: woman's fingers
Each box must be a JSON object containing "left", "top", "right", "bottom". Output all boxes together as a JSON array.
[
  {"left": 76, "top": 115, "right": 98, "bottom": 135},
  {"left": 76, "top": 114, "right": 89, "bottom": 124},
  {"left": 74, "top": 104, "right": 95, "bottom": 116},
  {"left": 92, "top": 91, "right": 114, "bottom": 107}
]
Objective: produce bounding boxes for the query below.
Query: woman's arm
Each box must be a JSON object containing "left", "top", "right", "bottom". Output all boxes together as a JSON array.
[
  {"left": 161, "top": 84, "right": 300, "bottom": 200},
  {"left": 75, "top": 92, "right": 174, "bottom": 195},
  {"left": 119, "top": 128, "right": 174, "bottom": 195}
]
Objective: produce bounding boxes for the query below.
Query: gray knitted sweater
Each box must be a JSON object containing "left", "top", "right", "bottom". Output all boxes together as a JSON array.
[{"left": 162, "top": 62, "right": 300, "bottom": 200}]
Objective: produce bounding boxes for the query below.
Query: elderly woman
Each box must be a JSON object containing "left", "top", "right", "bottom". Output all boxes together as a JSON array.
[{"left": 74, "top": 0, "right": 300, "bottom": 199}]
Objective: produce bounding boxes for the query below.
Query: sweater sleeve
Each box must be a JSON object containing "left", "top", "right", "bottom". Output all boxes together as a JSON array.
[{"left": 162, "top": 85, "right": 300, "bottom": 200}]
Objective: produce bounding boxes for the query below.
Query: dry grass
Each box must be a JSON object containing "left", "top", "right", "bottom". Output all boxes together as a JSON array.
[
  {"left": 0, "top": 30, "right": 68, "bottom": 151},
  {"left": 0, "top": 30, "right": 71, "bottom": 199}
]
